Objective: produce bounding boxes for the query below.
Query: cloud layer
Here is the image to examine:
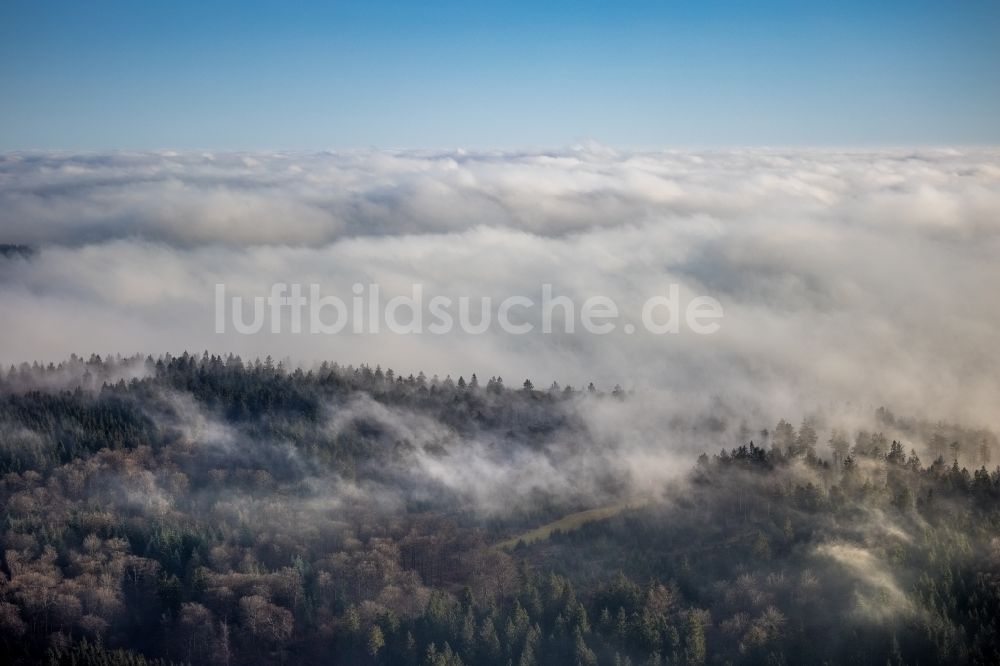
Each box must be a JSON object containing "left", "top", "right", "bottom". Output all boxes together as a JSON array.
[{"left": 2, "top": 146, "right": 999, "bottom": 426}]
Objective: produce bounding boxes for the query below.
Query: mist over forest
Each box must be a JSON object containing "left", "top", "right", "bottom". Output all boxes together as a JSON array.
[
  {"left": 1, "top": 148, "right": 1000, "bottom": 665},
  {"left": 0, "top": 352, "right": 998, "bottom": 665}
]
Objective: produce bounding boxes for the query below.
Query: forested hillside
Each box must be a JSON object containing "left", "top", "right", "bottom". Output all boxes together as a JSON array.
[{"left": 1, "top": 354, "right": 999, "bottom": 665}]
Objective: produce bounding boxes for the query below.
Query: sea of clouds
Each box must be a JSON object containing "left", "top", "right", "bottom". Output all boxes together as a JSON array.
[{"left": 1, "top": 146, "right": 998, "bottom": 427}]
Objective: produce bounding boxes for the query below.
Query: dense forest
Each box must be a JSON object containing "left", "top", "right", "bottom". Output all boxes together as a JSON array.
[{"left": 1, "top": 353, "right": 999, "bottom": 665}]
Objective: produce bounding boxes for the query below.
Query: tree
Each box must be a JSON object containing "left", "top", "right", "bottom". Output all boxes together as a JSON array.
[
  {"left": 684, "top": 610, "right": 707, "bottom": 665},
  {"left": 239, "top": 595, "right": 293, "bottom": 643},
  {"left": 345, "top": 606, "right": 362, "bottom": 635},
  {"left": 573, "top": 627, "right": 597, "bottom": 666},
  {"left": 752, "top": 532, "right": 771, "bottom": 559},
  {"left": 829, "top": 429, "right": 850, "bottom": 465},
  {"left": 794, "top": 420, "right": 818, "bottom": 457},
  {"left": 0, "top": 601, "right": 27, "bottom": 641},
  {"left": 892, "top": 486, "right": 914, "bottom": 512},
  {"left": 773, "top": 420, "right": 795, "bottom": 454},
  {"left": 886, "top": 440, "right": 905, "bottom": 465},
  {"left": 368, "top": 625, "right": 385, "bottom": 658},
  {"left": 178, "top": 602, "right": 214, "bottom": 662},
  {"left": 478, "top": 617, "right": 501, "bottom": 663}
]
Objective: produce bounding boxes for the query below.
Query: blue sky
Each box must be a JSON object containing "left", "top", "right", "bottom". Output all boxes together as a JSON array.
[{"left": 1, "top": 0, "right": 998, "bottom": 149}]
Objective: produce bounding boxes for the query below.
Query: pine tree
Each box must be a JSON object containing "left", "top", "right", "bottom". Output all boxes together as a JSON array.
[{"left": 368, "top": 625, "right": 385, "bottom": 658}]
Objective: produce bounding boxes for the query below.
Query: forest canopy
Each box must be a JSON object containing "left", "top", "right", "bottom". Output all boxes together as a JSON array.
[{"left": 1, "top": 353, "right": 999, "bottom": 665}]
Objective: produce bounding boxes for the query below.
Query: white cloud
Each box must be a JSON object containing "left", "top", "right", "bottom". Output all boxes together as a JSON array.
[{"left": 1, "top": 147, "right": 998, "bottom": 428}]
